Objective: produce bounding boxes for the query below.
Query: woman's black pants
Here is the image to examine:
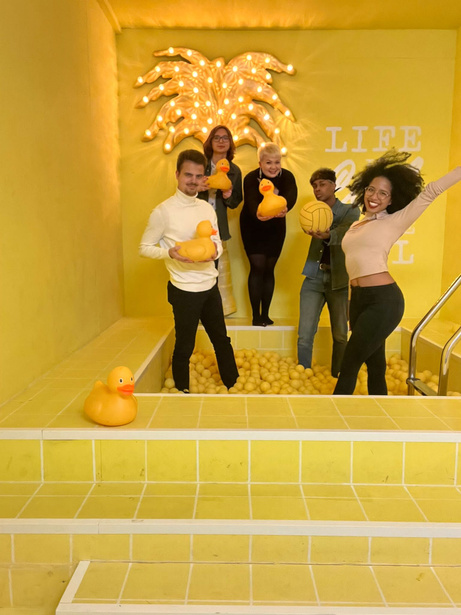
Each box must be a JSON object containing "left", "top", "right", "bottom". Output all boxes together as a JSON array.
[{"left": 334, "top": 283, "right": 405, "bottom": 395}]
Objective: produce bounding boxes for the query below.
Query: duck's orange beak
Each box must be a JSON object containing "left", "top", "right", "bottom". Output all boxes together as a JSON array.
[
  {"left": 221, "top": 164, "right": 229, "bottom": 173},
  {"left": 211, "top": 229, "right": 218, "bottom": 235},
  {"left": 117, "top": 384, "right": 135, "bottom": 395},
  {"left": 261, "top": 185, "right": 271, "bottom": 192}
]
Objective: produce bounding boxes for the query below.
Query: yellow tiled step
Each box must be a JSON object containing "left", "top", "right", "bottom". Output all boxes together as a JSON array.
[
  {"left": 57, "top": 559, "right": 461, "bottom": 613},
  {"left": 4, "top": 483, "right": 461, "bottom": 523}
]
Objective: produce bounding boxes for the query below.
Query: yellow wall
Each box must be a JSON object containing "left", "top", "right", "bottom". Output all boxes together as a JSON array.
[
  {"left": 442, "top": 27, "right": 461, "bottom": 323},
  {"left": 0, "top": 0, "right": 123, "bottom": 404},
  {"left": 118, "top": 29, "right": 457, "bottom": 324}
]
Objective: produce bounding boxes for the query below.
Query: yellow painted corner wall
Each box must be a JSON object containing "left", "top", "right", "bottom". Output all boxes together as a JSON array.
[
  {"left": 0, "top": 0, "right": 123, "bottom": 404},
  {"left": 118, "top": 29, "right": 456, "bottom": 323},
  {"left": 442, "top": 26, "right": 461, "bottom": 324}
]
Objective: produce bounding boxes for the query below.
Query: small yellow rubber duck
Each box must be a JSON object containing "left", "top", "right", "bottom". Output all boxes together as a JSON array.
[
  {"left": 257, "top": 179, "right": 287, "bottom": 218},
  {"left": 206, "top": 159, "right": 232, "bottom": 191},
  {"left": 176, "top": 220, "right": 217, "bottom": 261},
  {"left": 84, "top": 366, "right": 137, "bottom": 426}
]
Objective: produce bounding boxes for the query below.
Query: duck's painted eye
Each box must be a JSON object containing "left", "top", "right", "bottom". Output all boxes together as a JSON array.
[
  {"left": 130, "top": 377, "right": 134, "bottom": 382},
  {"left": 119, "top": 378, "right": 123, "bottom": 383}
]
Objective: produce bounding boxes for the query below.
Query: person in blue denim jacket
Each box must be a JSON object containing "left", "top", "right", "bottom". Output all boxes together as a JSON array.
[{"left": 297, "top": 168, "right": 360, "bottom": 377}]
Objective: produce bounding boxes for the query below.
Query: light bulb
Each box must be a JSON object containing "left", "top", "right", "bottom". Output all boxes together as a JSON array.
[
  {"left": 137, "top": 76, "right": 144, "bottom": 84},
  {"left": 238, "top": 96, "right": 244, "bottom": 102},
  {"left": 216, "top": 60, "right": 222, "bottom": 67},
  {"left": 192, "top": 71, "right": 198, "bottom": 77},
  {"left": 265, "top": 73, "right": 271, "bottom": 80},
  {"left": 191, "top": 113, "right": 197, "bottom": 120},
  {"left": 179, "top": 81, "right": 184, "bottom": 87},
  {"left": 281, "top": 147, "right": 287, "bottom": 154},
  {"left": 174, "top": 66, "right": 179, "bottom": 72},
  {"left": 224, "top": 98, "right": 229, "bottom": 105},
  {"left": 231, "top": 113, "right": 237, "bottom": 120},
  {"left": 265, "top": 57, "right": 270, "bottom": 63},
  {"left": 222, "top": 82, "right": 227, "bottom": 89},
  {"left": 251, "top": 68, "right": 256, "bottom": 74},
  {"left": 274, "top": 128, "right": 280, "bottom": 134},
  {"left": 169, "top": 126, "right": 175, "bottom": 133},
  {"left": 170, "top": 100, "right": 175, "bottom": 107},
  {"left": 145, "top": 129, "right": 151, "bottom": 137},
  {"left": 176, "top": 109, "right": 181, "bottom": 116},
  {"left": 142, "top": 96, "right": 149, "bottom": 103},
  {"left": 202, "top": 127, "right": 208, "bottom": 133},
  {"left": 155, "top": 66, "right": 160, "bottom": 73},
  {"left": 246, "top": 54, "right": 252, "bottom": 61},
  {"left": 184, "top": 127, "right": 190, "bottom": 134},
  {"left": 199, "top": 60, "right": 205, "bottom": 66},
  {"left": 218, "top": 109, "right": 223, "bottom": 115},
  {"left": 207, "top": 118, "right": 213, "bottom": 124},
  {"left": 272, "top": 94, "right": 278, "bottom": 100},
  {"left": 157, "top": 115, "right": 163, "bottom": 122},
  {"left": 261, "top": 142, "right": 266, "bottom": 147},
  {"left": 284, "top": 110, "right": 290, "bottom": 116},
  {"left": 194, "top": 102, "right": 199, "bottom": 108},
  {"left": 257, "top": 86, "right": 262, "bottom": 93},
  {"left": 165, "top": 143, "right": 171, "bottom": 150},
  {"left": 248, "top": 104, "right": 254, "bottom": 111},
  {"left": 287, "top": 64, "right": 293, "bottom": 72},
  {"left": 238, "top": 78, "right": 243, "bottom": 85},
  {"left": 168, "top": 47, "right": 174, "bottom": 54},
  {"left": 159, "top": 84, "right": 164, "bottom": 91},
  {"left": 193, "top": 87, "right": 199, "bottom": 93},
  {"left": 233, "top": 135, "right": 238, "bottom": 141},
  {"left": 232, "top": 66, "right": 238, "bottom": 72},
  {"left": 207, "top": 77, "right": 213, "bottom": 83},
  {"left": 244, "top": 127, "right": 249, "bottom": 134},
  {"left": 264, "top": 114, "right": 270, "bottom": 120},
  {"left": 206, "top": 100, "right": 211, "bottom": 107},
  {"left": 187, "top": 50, "right": 192, "bottom": 56}
]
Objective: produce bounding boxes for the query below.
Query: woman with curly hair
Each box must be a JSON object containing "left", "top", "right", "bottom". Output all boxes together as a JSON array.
[{"left": 334, "top": 150, "right": 461, "bottom": 395}]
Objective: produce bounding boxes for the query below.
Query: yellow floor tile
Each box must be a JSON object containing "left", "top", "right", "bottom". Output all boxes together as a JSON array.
[
  {"left": 251, "top": 441, "right": 299, "bottom": 482},
  {"left": 289, "top": 397, "right": 339, "bottom": 416},
  {"left": 370, "top": 537, "right": 430, "bottom": 564},
  {"left": 36, "top": 483, "right": 92, "bottom": 496},
  {"left": 188, "top": 563, "right": 250, "bottom": 601},
  {"left": 333, "top": 397, "right": 385, "bottom": 416},
  {"left": 0, "top": 441, "right": 41, "bottom": 482},
  {"left": 415, "top": 499, "right": 461, "bottom": 522},
  {"left": 393, "top": 417, "right": 452, "bottom": 430},
  {"left": 0, "top": 496, "right": 31, "bottom": 517},
  {"left": 199, "top": 483, "right": 248, "bottom": 496},
  {"left": 195, "top": 495, "right": 250, "bottom": 519},
  {"left": 301, "top": 441, "right": 351, "bottom": 483},
  {"left": 145, "top": 483, "right": 197, "bottom": 496},
  {"left": 20, "top": 496, "right": 85, "bottom": 518},
  {"left": 434, "top": 567, "right": 461, "bottom": 603},
  {"left": 408, "top": 486, "right": 461, "bottom": 499},
  {"left": 251, "top": 484, "right": 302, "bottom": 497},
  {"left": 306, "top": 498, "right": 366, "bottom": 521},
  {"left": 14, "top": 534, "right": 70, "bottom": 564},
  {"left": 353, "top": 441, "right": 403, "bottom": 484},
  {"left": 373, "top": 565, "right": 451, "bottom": 605},
  {"left": 77, "top": 495, "right": 140, "bottom": 519},
  {"left": 313, "top": 564, "right": 384, "bottom": 604},
  {"left": 198, "top": 416, "right": 248, "bottom": 428},
  {"left": 251, "top": 536, "right": 309, "bottom": 563},
  {"left": 73, "top": 534, "right": 131, "bottom": 562},
  {"left": 89, "top": 482, "right": 145, "bottom": 496},
  {"left": 346, "top": 416, "right": 398, "bottom": 430},
  {"left": 246, "top": 398, "right": 292, "bottom": 416},
  {"left": 132, "top": 534, "right": 190, "bottom": 562},
  {"left": 252, "top": 563, "right": 317, "bottom": 602},
  {"left": 405, "top": 442, "right": 456, "bottom": 485},
  {"left": 122, "top": 563, "right": 189, "bottom": 601},
  {"left": 251, "top": 496, "right": 308, "bottom": 520},
  {"left": 0, "top": 567, "right": 9, "bottom": 606},
  {"left": 376, "top": 398, "right": 434, "bottom": 417},
  {"left": 310, "top": 536, "right": 368, "bottom": 564},
  {"left": 302, "top": 484, "right": 356, "bottom": 498},
  {"left": 0, "top": 483, "right": 39, "bottom": 495},
  {"left": 193, "top": 535, "right": 249, "bottom": 562},
  {"left": 354, "top": 485, "right": 410, "bottom": 499},
  {"left": 432, "top": 538, "right": 461, "bottom": 565},
  {"left": 43, "top": 441, "right": 94, "bottom": 482},
  {"left": 199, "top": 441, "right": 248, "bottom": 482},
  {"left": 201, "top": 398, "right": 246, "bottom": 416},
  {"left": 247, "top": 416, "right": 298, "bottom": 429},
  {"left": 135, "top": 496, "right": 195, "bottom": 519},
  {"left": 147, "top": 441, "right": 197, "bottom": 482},
  {"left": 360, "top": 498, "right": 426, "bottom": 522},
  {"left": 149, "top": 416, "right": 199, "bottom": 428},
  {"left": 296, "top": 416, "right": 348, "bottom": 429},
  {"left": 11, "top": 564, "right": 74, "bottom": 607}
]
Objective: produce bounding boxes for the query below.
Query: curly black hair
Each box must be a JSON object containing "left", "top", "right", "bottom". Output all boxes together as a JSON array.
[{"left": 349, "top": 149, "right": 424, "bottom": 214}]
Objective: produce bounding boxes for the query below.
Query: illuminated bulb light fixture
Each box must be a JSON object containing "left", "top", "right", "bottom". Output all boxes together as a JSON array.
[{"left": 134, "top": 47, "right": 296, "bottom": 153}]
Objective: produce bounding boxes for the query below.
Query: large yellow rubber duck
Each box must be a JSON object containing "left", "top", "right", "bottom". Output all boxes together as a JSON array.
[
  {"left": 176, "top": 220, "right": 217, "bottom": 261},
  {"left": 257, "top": 179, "right": 287, "bottom": 218},
  {"left": 206, "top": 159, "right": 232, "bottom": 191},
  {"left": 84, "top": 366, "right": 137, "bottom": 426}
]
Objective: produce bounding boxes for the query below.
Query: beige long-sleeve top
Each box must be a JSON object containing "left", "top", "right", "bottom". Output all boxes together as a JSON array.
[{"left": 342, "top": 167, "right": 461, "bottom": 280}]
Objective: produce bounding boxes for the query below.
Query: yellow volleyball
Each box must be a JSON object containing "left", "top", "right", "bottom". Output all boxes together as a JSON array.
[{"left": 299, "top": 201, "right": 333, "bottom": 233}]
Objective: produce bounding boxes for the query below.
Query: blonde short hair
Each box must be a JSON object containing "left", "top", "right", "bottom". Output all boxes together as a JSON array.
[{"left": 258, "top": 142, "right": 281, "bottom": 161}]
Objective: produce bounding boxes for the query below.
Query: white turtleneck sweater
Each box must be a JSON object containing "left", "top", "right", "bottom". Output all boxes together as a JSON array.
[
  {"left": 342, "top": 167, "right": 461, "bottom": 280},
  {"left": 139, "top": 188, "right": 223, "bottom": 292}
]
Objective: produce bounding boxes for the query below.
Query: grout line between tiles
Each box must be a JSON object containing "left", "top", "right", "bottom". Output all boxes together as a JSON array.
[
  {"left": 117, "top": 561, "right": 132, "bottom": 605},
  {"left": 369, "top": 563, "right": 388, "bottom": 606},
  {"left": 431, "top": 564, "right": 457, "bottom": 606}
]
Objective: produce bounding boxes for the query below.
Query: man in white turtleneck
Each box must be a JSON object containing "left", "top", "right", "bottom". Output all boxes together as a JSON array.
[{"left": 139, "top": 149, "right": 238, "bottom": 393}]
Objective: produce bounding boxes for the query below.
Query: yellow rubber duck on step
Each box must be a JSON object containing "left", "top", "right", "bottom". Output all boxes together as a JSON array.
[
  {"left": 84, "top": 366, "right": 137, "bottom": 426},
  {"left": 257, "top": 179, "right": 287, "bottom": 218},
  {"left": 206, "top": 159, "right": 232, "bottom": 191},
  {"left": 176, "top": 220, "right": 218, "bottom": 262}
]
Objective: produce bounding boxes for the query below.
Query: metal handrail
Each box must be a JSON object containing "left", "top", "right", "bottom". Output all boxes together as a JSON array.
[{"left": 407, "top": 274, "right": 461, "bottom": 396}]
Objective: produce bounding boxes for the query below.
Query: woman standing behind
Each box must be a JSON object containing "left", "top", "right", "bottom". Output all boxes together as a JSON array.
[
  {"left": 334, "top": 150, "right": 461, "bottom": 395},
  {"left": 198, "top": 125, "right": 242, "bottom": 243},
  {"left": 240, "top": 143, "right": 298, "bottom": 326},
  {"left": 198, "top": 125, "right": 243, "bottom": 315}
]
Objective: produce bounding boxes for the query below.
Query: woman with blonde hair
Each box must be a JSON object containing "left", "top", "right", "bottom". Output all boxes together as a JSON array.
[{"left": 240, "top": 143, "right": 298, "bottom": 326}]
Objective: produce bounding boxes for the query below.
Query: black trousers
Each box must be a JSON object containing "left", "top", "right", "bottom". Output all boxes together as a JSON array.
[
  {"left": 334, "top": 283, "right": 405, "bottom": 395},
  {"left": 167, "top": 282, "right": 239, "bottom": 391}
]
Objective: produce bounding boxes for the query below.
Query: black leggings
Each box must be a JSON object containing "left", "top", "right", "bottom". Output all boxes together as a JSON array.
[
  {"left": 247, "top": 254, "right": 279, "bottom": 321},
  {"left": 334, "top": 283, "right": 405, "bottom": 395}
]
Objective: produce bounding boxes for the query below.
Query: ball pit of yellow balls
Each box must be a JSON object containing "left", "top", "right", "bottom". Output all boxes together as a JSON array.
[{"left": 160, "top": 349, "right": 460, "bottom": 396}]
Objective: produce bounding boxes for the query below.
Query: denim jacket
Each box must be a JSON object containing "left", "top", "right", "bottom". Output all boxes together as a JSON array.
[{"left": 302, "top": 198, "right": 360, "bottom": 290}]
